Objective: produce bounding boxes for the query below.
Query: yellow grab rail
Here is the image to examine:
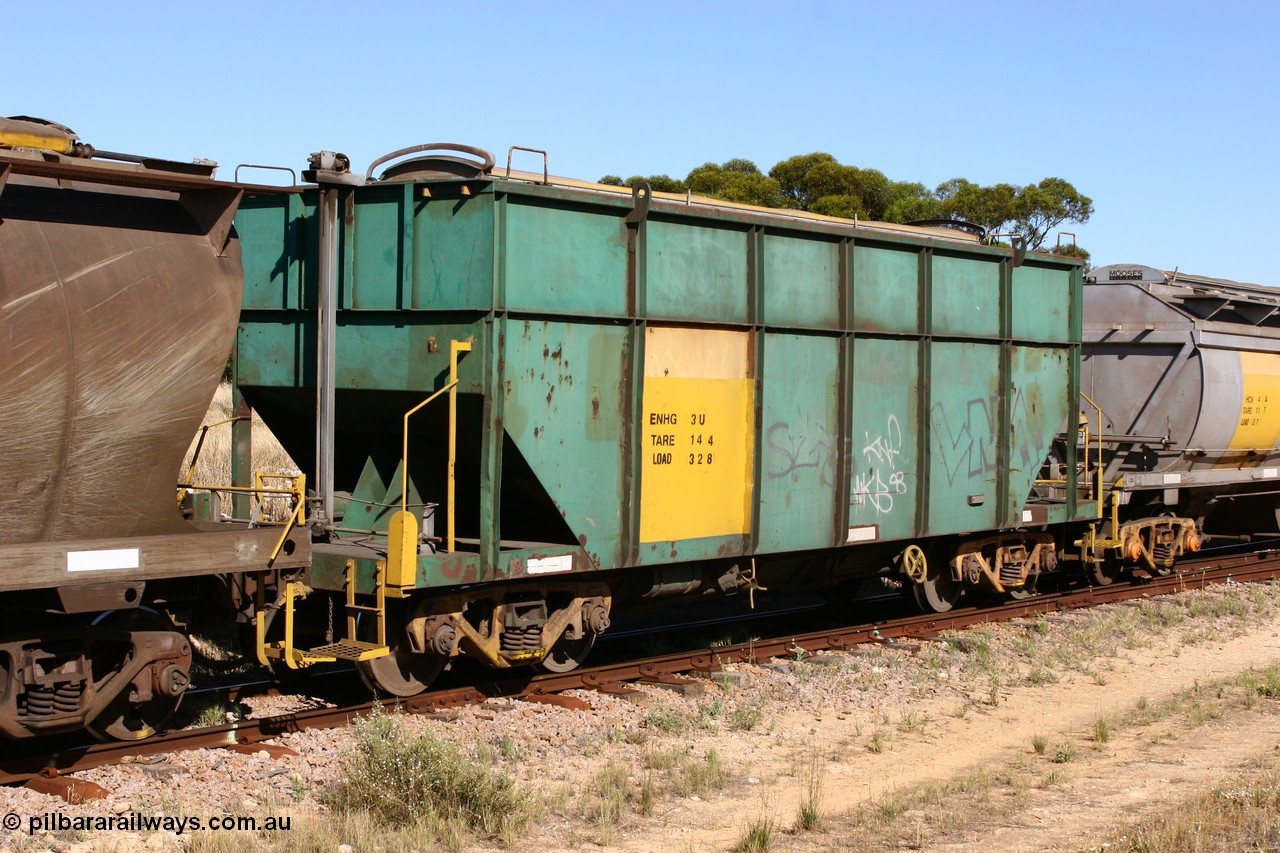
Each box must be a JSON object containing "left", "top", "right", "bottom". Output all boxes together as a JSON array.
[
  {"left": 1079, "top": 391, "right": 1105, "bottom": 520},
  {"left": 387, "top": 338, "right": 472, "bottom": 587},
  {"left": 400, "top": 382, "right": 458, "bottom": 514},
  {"left": 269, "top": 499, "right": 306, "bottom": 565}
]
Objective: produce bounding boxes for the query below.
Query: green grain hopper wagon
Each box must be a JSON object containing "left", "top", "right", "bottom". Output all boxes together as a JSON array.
[{"left": 232, "top": 144, "right": 1084, "bottom": 693}]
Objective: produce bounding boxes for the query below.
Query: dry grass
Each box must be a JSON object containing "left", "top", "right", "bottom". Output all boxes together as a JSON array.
[
  {"left": 183, "top": 383, "right": 298, "bottom": 521},
  {"left": 931, "top": 584, "right": 1280, "bottom": 707},
  {"left": 187, "top": 808, "right": 477, "bottom": 853},
  {"left": 1095, "top": 760, "right": 1280, "bottom": 852},
  {"left": 808, "top": 662, "right": 1280, "bottom": 852},
  {"left": 795, "top": 746, "right": 826, "bottom": 831},
  {"left": 734, "top": 813, "right": 777, "bottom": 852}
]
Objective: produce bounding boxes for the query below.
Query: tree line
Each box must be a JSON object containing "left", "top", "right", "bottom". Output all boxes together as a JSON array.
[{"left": 600, "top": 153, "right": 1092, "bottom": 262}]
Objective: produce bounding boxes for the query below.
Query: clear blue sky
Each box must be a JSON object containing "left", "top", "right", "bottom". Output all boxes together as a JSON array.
[{"left": 11, "top": 1, "right": 1278, "bottom": 283}]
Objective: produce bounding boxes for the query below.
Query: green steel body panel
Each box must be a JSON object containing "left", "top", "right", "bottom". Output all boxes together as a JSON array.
[
  {"left": 635, "top": 532, "right": 750, "bottom": 566},
  {"left": 239, "top": 193, "right": 309, "bottom": 311},
  {"left": 760, "top": 333, "right": 841, "bottom": 551},
  {"left": 502, "top": 319, "right": 629, "bottom": 568},
  {"left": 1012, "top": 264, "right": 1072, "bottom": 343},
  {"left": 413, "top": 189, "right": 494, "bottom": 311},
  {"left": 849, "top": 337, "right": 921, "bottom": 542},
  {"left": 237, "top": 319, "right": 489, "bottom": 391},
  {"left": 309, "top": 542, "right": 591, "bottom": 595},
  {"left": 646, "top": 219, "right": 750, "bottom": 323},
  {"left": 931, "top": 254, "right": 1001, "bottom": 338},
  {"left": 1009, "top": 345, "right": 1072, "bottom": 490},
  {"left": 853, "top": 244, "right": 920, "bottom": 334},
  {"left": 762, "top": 233, "right": 841, "bottom": 328},
  {"left": 234, "top": 172, "right": 1083, "bottom": 594},
  {"left": 928, "top": 341, "right": 1002, "bottom": 532},
  {"left": 504, "top": 199, "right": 628, "bottom": 316}
]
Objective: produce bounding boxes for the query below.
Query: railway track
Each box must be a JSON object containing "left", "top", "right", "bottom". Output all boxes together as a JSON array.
[{"left": 6, "top": 547, "right": 1279, "bottom": 796}]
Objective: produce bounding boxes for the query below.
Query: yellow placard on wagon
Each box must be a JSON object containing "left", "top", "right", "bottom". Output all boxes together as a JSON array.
[
  {"left": 1229, "top": 351, "right": 1280, "bottom": 450},
  {"left": 639, "top": 328, "right": 755, "bottom": 543}
]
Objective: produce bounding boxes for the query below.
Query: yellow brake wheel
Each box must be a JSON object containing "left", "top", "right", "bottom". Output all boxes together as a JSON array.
[{"left": 901, "top": 544, "right": 928, "bottom": 584}]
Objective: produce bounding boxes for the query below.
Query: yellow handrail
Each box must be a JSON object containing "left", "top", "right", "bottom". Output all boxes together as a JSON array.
[
  {"left": 400, "top": 381, "right": 459, "bottom": 513},
  {"left": 398, "top": 338, "right": 472, "bottom": 550},
  {"left": 1079, "top": 391, "right": 1105, "bottom": 520},
  {"left": 269, "top": 499, "right": 305, "bottom": 565}
]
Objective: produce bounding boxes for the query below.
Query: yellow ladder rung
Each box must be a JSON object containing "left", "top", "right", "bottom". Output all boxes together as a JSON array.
[{"left": 344, "top": 604, "right": 381, "bottom": 614}]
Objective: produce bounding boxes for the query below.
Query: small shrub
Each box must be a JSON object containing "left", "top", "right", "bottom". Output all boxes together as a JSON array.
[
  {"left": 1093, "top": 717, "right": 1111, "bottom": 745},
  {"left": 729, "top": 707, "right": 764, "bottom": 732},
  {"left": 698, "top": 698, "right": 725, "bottom": 729},
  {"left": 323, "top": 706, "right": 528, "bottom": 838},
  {"left": 1039, "top": 770, "right": 1065, "bottom": 788},
  {"left": 1244, "top": 667, "right": 1280, "bottom": 700},
  {"left": 713, "top": 673, "right": 738, "bottom": 694},
  {"left": 1031, "top": 735, "right": 1048, "bottom": 755},
  {"left": 636, "top": 774, "right": 656, "bottom": 816},
  {"left": 1026, "top": 667, "right": 1058, "bottom": 686},
  {"left": 642, "top": 746, "right": 685, "bottom": 771},
  {"left": 192, "top": 697, "right": 231, "bottom": 728},
  {"left": 1051, "top": 741, "right": 1079, "bottom": 764},
  {"left": 1105, "top": 763, "right": 1280, "bottom": 850},
  {"left": 675, "top": 750, "right": 727, "bottom": 798},
  {"left": 581, "top": 761, "right": 631, "bottom": 827},
  {"left": 735, "top": 815, "right": 775, "bottom": 852},
  {"left": 644, "top": 703, "right": 688, "bottom": 734},
  {"left": 898, "top": 710, "right": 929, "bottom": 733},
  {"left": 878, "top": 794, "right": 902, "bottom": 825}
]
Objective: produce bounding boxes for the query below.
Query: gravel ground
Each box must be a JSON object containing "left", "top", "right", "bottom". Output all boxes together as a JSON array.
[
  {"left": 2, "top": 641, "right": 950, "bottom": 852},
  {"left": 3, "top": 582, "right": 1277, "bottom": 852}
]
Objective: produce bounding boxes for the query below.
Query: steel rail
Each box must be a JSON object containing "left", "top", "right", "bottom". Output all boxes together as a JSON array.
[{"left": 5, "top": 549, "right": 1278, "bottom": 789}]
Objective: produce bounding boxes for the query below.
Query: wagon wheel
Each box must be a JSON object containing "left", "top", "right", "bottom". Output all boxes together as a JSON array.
[
  {"left": 912, "top": 572, "right": 963, "bottom": 613},
  {"left": 88, "top": 609, "right": 191, "bottom": 742},
  {"left": 537, "top": 630, "right": 597, "bottom": 674},
  {"left": 355, "top": 610, "right": 446, "bottom": 698},
  {"left": 907, "top": 547, "right": 962, "bottom": 614},
  {"left": 357, "top": 646, "right": 447, "bottom": 698},
  {"left": 1087, "top": 556, "right": 1123, "bottom": 587},
  {"left": 1007, "top": 573, "right": 1039, "bottom": 601}
]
